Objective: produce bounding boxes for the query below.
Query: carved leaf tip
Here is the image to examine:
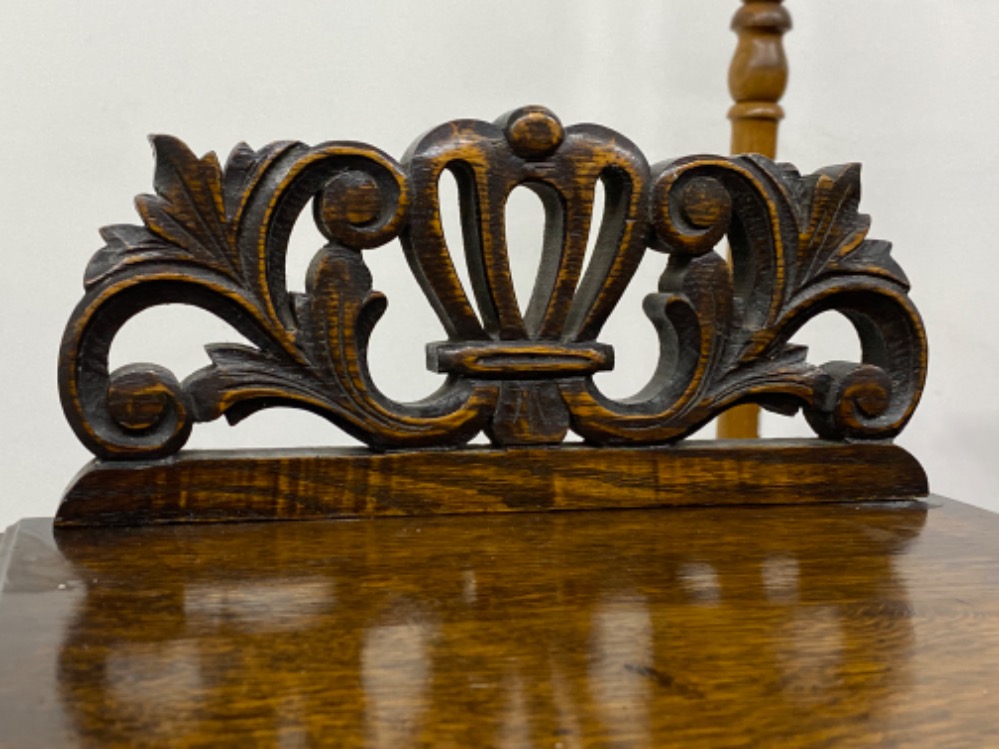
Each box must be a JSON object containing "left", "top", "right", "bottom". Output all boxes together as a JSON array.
[
  {"left": 220, "top": 140, "right": 299, "bottom": 222},
  {"left": 221, "top": 142, "right": 258, "bottom": 219},
  {"left": 187, "top": 343, "right": 333, "bottom": 426},
  {"left": 146, "top": 134, "right": 223, "bottom": 199},
  {"left": 830, "top": 238, "right": 909, "bottom": 289},
  {"left": 789, "top": 162, "right": 909, "bottom": 289},
  {"left": 83, "top": 224, "right": 161, "bottom": 288},
  {"left": 136, "top": 134, "right": 240, "bottom": 275}
]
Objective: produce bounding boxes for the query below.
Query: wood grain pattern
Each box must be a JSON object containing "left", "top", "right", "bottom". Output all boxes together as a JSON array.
[
  {"left": 55, "top": 440, "right": 928, "bottom": 526},
  {"left": 719, "top": 0, "right": 792, "bottom": 440},
  {"left": 59, "top": 107, "right": 926, "bottom": 459},
  {"left": 56, "top": 105, "right": 928, "bottom": 522},
  {"left": 4, "top": 498, "right": 999, "bottom": 746}
]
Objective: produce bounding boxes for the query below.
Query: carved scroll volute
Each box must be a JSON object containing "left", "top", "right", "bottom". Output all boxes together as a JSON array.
[
  {"left": 60, "top": 137, "right": 499, "bottom": 460},
  {"left": 58, "top": 108, "right": 927, "bottom": 464},
  {"left": 564, "top": 154, "right": 928, "bottom": 445}
]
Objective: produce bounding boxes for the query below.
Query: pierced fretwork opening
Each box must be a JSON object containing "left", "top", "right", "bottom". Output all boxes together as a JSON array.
[
  {"left": 506, "top": 184, "right": 557, "bottom": 339},
  {"left": 437, "top": 165, "right": 484, "bottom": 334},
  {"left": 762, "top": 310, "right": 864, "bottom": 438}
]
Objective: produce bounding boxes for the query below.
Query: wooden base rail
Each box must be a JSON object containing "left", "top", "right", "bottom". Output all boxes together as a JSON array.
[{"left": 57, "top": 441, "right": 927, "bottom": 526}]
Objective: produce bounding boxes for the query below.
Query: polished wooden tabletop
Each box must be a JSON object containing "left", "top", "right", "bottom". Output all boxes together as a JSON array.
[{"left": 2, "top": 496, "right": 998, "bottom": 747}]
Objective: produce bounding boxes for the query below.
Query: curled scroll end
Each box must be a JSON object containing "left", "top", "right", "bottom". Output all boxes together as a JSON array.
[
  {"left": 88, "top": 364, "right": 194, "bottom": 460},
  {"left": 804, "top": 361, "right": 905, "bottom": 441},
  {"left": 650, "top": 162, "right": 733, "bottom": 256},
  {"left": 313, "top": 153, "right": 409, "bottom": 250}
]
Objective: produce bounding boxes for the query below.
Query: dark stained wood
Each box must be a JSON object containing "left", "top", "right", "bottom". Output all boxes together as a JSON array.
[
  {"left": 4, "top": 498, "right": 999, "bottom": 746},
  {"left": 719, "top": 0, "right": 792, "bottom": 440},
  {"left": 56, "top": 441, "right": 927, "bottom": 526},
  {"left": 57, "top": 106, "right": 928, "bottom": 522}
]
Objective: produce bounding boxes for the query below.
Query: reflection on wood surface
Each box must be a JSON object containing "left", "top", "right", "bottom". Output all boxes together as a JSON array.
[
  {"left": 4, "top": 500, "right": 999, "bottom": 745},
  {"left": 46, "top": 503, "right": 941, "bottom": 746}
]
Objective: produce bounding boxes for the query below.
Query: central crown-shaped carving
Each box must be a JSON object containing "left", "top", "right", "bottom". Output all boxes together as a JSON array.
[
  {"left": 59, "top": 106, "right": 927, "bottom": 458},
  {"left": 407, "top": 106, "right": 649, "bottom": 443}
]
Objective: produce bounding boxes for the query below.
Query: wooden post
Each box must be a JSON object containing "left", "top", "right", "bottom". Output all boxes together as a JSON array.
[{"left": 718, "top": 0, "right": 792, "bottom": 439}]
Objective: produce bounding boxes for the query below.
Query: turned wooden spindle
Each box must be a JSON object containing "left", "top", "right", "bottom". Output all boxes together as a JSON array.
[{"left": 718, "top": 0, "right": 792, "bottom": 440}]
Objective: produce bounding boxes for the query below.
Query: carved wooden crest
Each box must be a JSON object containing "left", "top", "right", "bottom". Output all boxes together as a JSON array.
[{"left": 57, "top": 107, "right": 928, "bottom": 525}]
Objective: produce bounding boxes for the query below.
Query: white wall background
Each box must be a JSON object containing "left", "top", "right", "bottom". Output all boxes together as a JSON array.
[{"left": 1, "top": 1, "right": 997, "bottom": 527}]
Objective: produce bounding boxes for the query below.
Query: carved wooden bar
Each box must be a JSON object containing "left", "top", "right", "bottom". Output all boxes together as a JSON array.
[{"left": 57, "top": 106, "right": 928, "bottom": 525}]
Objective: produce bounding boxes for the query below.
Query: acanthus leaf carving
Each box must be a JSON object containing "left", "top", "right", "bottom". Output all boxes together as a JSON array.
[
  {"left": 59, "top": 107, "right": 927, "bottom": 460},
  {"left": 136, "top": 135, "right": 240, "bottom": 278}
]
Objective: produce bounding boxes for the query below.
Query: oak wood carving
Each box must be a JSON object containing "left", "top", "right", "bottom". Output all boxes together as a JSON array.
[
  {"left": 719, "top": 0, "right": 792, "bottom": 439},
  {"left": 57, "top": 106, "right": 928, "bottom": 525}
]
